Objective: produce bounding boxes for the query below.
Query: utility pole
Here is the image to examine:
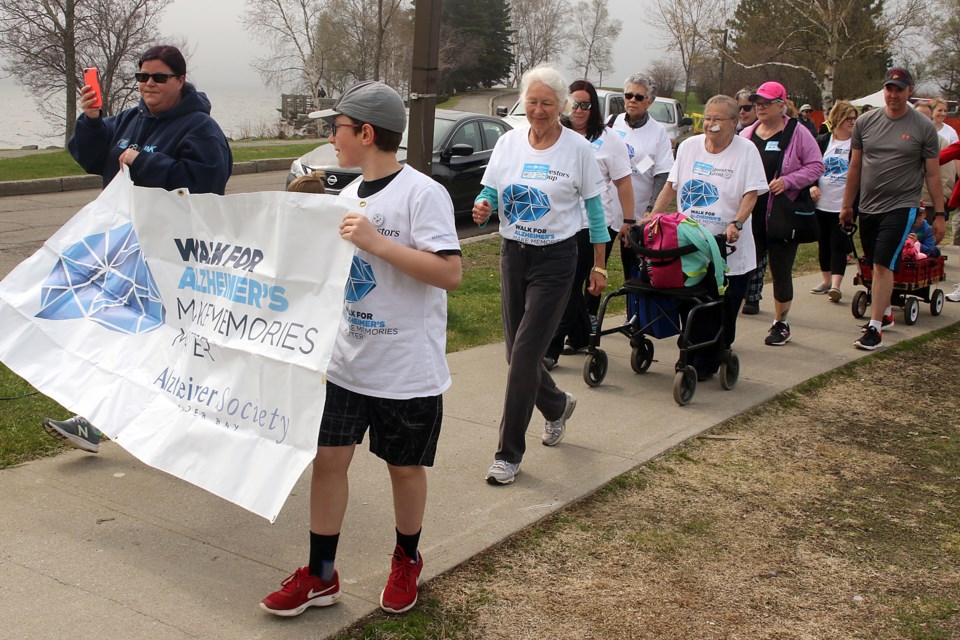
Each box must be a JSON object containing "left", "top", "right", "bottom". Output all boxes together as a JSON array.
[{"left": 407, "top": 0, "right": 441, "bottom": 176}]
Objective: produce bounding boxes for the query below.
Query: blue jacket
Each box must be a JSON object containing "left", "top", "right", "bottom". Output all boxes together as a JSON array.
[{"left": 68, "top": 83, "right": 232, "bottom": 194}]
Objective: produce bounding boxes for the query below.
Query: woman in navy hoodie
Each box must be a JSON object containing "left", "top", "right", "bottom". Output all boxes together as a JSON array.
[
  {"left": 44, "top": 45, "right": 232, "bottom": 454},
  {"left": 68, "top": 44, "right": 232, "bottom": 195}
]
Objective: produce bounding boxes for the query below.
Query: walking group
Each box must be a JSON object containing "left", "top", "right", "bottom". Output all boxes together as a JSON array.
[{"left": 35, "top": 42, "right": 956, "bottom": 622}]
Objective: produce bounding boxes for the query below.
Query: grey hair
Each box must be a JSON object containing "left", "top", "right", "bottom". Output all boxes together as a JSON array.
[
  {"left": 520, "top": 66, "right": 568, "bottom": 105},
  {"left": 735, "top": 87, "right": 754, "bottom": 102},
  {"left": 706, "top": 94, "right": 738, "bottom": 119},
  {"left": 624, "top": 74, "right": 657, "bottom": 99}
]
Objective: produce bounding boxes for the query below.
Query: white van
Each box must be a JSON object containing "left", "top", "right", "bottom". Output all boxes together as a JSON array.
[{"left": 496, "top": 89, "right": 626, "bottom": 129}]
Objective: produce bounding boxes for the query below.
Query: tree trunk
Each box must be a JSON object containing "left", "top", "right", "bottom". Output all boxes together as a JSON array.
[{"left": 63, "top": 0, "right": 77, "bottom": 146}]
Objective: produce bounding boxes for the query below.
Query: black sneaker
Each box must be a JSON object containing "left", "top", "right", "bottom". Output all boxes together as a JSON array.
[
  {"left": 543, "top": 356, "right": 558, "bottom": 371},
  {"left": 764, "top": 321, "right": 791, "bottom": 346},
  {"left": 741, "top": 300, "right": 760, "bottom": 315},
  {"left": 854, "top": 326, "right": 883, "bottom": 350},
  {"left": 41, "top": 416, "right": 100, "bottom": 453},
  {"left": 860, "top": 314, "right": 894, "bottom": 333}
]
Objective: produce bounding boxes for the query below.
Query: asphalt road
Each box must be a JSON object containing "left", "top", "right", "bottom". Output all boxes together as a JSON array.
[{"left": 0, "top": 170, "right": 491, "bottom": 279}]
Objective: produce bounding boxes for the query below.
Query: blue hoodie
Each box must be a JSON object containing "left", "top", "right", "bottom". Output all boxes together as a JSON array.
[{"left": 68, "top": 82, "right": 232, "bottom": 194}]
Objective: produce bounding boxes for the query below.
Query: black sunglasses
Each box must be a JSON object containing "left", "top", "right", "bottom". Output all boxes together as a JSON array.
[
  {"left": 738, "top": 104, "right": 755, "bottom": 112},
  {"left": 134, "top": 72, "right": 179, "bottom": 84},
  {"left": 624, "top": 92, "right": 646, "bottom": 101},
  {"left": 570, "top": 100, "right": 592, "bottom": 111}
]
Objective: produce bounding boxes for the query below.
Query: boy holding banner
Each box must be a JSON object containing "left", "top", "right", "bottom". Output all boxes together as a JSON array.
[{"left": 260, "top": 81, "right": 462, "bottom": 616}]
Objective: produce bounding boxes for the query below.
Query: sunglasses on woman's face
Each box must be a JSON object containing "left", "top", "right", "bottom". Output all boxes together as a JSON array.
[
  {"left": 134, "top": 72, "right": 178, "bottom": 84},
  {"left": 570, "top": 101, "right": 592, "bottom": 111},
  {"left": 738, "top": 104, "right": 754, "bottom": 112},
  {"left": 624, "top": 92, "right": 646, "bottom": 102}
]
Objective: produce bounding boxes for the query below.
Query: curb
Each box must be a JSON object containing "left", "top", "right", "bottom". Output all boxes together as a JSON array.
[{"left": 0, "top": 158, "right": 296, "bottom": 197}]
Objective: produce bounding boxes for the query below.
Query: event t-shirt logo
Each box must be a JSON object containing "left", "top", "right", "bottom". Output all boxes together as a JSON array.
[
  {"left": 680, "top": 179, "right": 720, "bottom": 210},
  {"left": 824, "top": 155, "right": 849, "bottom": 177},
  {"left": 36, "top": 222, "right": 165, "bottom": 334},
  {"left": 345, "top": 256, "right": 376, "bottom": 302},
  {"left": 503, "top": 183, "right": 551, "bottom": 225}
]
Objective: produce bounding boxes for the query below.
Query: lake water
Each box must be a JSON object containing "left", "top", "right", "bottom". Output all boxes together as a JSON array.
[{"left": 0, "top": 80, "right": 282, "bottom": 149}]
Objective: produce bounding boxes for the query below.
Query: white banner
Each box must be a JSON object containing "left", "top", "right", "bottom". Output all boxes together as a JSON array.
[{"left": 0, "top": 172, "right": 355, "bottom": 521}]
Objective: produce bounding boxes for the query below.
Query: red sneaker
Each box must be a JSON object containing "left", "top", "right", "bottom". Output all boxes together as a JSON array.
[
  {"left": 379, "top": 545, "right": 423, "bottom": 614},
  {"left": 260, "top": 566, "right": 340, "bottom": 616}
]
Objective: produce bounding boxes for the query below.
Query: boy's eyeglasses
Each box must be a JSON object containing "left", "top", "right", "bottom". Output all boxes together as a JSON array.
[
  {"left": 134, "top": 72, "right": 179, "bottom": 83},
  {"left": 570, "top": 101, "right": 592, "bottom": 111},
  {"left": 330, "top": 122, "right": 362, "bottom": 135}
]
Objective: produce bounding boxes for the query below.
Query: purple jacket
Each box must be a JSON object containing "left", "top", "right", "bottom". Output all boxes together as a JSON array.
[{"left": 740, "top": 116, "right": 824, "bottom": 215}]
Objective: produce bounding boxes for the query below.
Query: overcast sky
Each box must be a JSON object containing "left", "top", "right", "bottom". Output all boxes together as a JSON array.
[{"left": 159, "top": 0, "right": 660, "bottom": 93}]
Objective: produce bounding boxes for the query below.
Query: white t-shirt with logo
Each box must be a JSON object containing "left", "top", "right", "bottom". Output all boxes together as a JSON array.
[
  {"left": 482, "top": 126, "right": 605, "bottom": 245},
  {"left": 938, "top": 122, "right": 959, "bottom": 145},
  {"left": 667, "top": 134, "right": 769, "bottom": 276},
  {"left": 609, "top": 114, "right": 675, "bottom": 217},
  {"left": 817, "top": 135, "right": 852, "bottom": 213},
  {"left": 587, "top": 128, "right": 633, "bottom": 229},
  {"left": 326, "top": 164, "right": 461, "bottom": 399}
]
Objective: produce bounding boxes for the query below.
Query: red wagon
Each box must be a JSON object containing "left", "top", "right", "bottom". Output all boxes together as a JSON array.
[{"left": 851, "top": 254, "right": 947, "bottom": 325}]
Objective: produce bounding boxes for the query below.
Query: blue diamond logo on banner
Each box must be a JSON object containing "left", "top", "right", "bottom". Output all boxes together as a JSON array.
[
  {"left": 503, "top": 184, "right": 551, "bottom": 224},
  {"left": 680, "top": 179, "right": 720, "bottom": 210},
  {"left": 345, "top": 256, "right": 377, "bottom": 302},
  {"left": 36, "top": 222, "right": 165, "bottom": 334}
]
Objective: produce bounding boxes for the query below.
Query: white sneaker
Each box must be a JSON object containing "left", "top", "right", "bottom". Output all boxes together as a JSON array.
[
  {"left": 946, "top": 284, "right": 960, "bottom": 302},
  {"left": 542, "top": 392, "right": 576, "bottom": 446},
  {"left": 485, "top": 459, "right": 520, "bottom": 485}
]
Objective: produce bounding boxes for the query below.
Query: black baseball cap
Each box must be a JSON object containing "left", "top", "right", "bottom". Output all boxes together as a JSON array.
[{"left": 883, "top": 67, "right": 914, "bottom": 89}]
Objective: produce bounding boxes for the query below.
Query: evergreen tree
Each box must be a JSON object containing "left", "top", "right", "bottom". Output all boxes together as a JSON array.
[{"left": 439, "top": 0, "right": 514, "bottom": 94}]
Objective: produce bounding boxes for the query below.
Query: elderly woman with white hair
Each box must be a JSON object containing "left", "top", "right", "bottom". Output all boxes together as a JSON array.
[{"left": 472, "top": 65, "right": 608, "bottom": 485}]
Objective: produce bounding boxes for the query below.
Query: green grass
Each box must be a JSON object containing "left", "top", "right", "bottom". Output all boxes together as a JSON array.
[
  {"left": 0, "top": 364, "right": 68, "bottom": 467},
  {"left": 231, "top": 142, "right": 322, "bottom": 162}
]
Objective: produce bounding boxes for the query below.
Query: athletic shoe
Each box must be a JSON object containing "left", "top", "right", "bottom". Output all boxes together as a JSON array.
[
  {"left": 764, "top": 321, "right": 791, "bottom": 346},
  {"left": 41, "top": 416, "right": 100, "bottom": 453},
  {"left": 561, "top": 341, "right": 587, "bottom": 356},
  {"left": 827, "top": 288, "right": 842, "bottom": 302},
  {"left": 542, "top": 356, "right": 558, "bottom": 371},
  {"left": 811, "top": 282, "right": 830, "bottom": 294},
  {"left": 485, "top": 459, "right": 520, "bottom": 485},
  {"left": 946, "top": 284, "right": 960, "bottom": 302},
  {"left": 260, "top": 567, "right": 341, "bottom": 616},
  {"left": 380, "top": 546, "right": 424, "bottom": 614},
  {"left": 741, "top": 300, "right": 760, "bottom": 315},
  {"left": 860, "top": 314, "right": 894, "bottom": 333},
  {"left": 542, "top": 392, "right": 576, "bottom": 446},
  {"left": 854, "top": 326, "right": 883, "bottom": 350}
]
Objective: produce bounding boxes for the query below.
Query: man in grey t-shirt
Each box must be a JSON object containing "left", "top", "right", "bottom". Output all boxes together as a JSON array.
[{"left": 841, "top": 67, "right": 946, "bottom": 351}]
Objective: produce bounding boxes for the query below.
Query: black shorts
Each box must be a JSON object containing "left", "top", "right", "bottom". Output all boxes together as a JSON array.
[
  {"left": 859, "top": 208, "right": 918, "bottom": 273},
  {"left": 318, "top": 381, "right": 443, "bottom": 467}
]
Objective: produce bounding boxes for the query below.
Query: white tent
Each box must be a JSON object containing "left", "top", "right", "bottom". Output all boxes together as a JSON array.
[{"left": 849, "top": 89, "right": 884, "bottom": 107}]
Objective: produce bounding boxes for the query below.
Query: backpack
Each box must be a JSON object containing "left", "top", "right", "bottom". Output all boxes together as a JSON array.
[{"left": 628, "top": 212, "right": 726, "bottom": 293}]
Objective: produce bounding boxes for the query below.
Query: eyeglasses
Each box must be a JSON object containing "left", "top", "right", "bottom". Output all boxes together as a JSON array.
[
  {"left": 134, "top": 72, "right": 179, "bottom": 83},
  {"left": 570, "top": 101, "right": 592, "bottom": 111},
  {"left": 624, "top": 92, "right": 646, "bottom": 102},
  {"left": 330, "top": 121, "right": 362, "bottom": 135},
  {"left": 703, "top": 116, "right": 734, "bottom": 123},
  {"left": 845, "top": 116, "right": 857, "bottom": 122},
  {"left": 738, "top": 104, "right": 754, "bottom": 112},
  {"left": 753, "top": 100, "right": 780, "bottom": 108}
]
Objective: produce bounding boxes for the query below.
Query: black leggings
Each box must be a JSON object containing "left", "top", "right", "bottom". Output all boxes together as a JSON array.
[
  {"left": 815, "top": 209, "right": 852, "bottom": 275},
  {"left": 768, "top": 241, "right": 799, "bottom": 303}
]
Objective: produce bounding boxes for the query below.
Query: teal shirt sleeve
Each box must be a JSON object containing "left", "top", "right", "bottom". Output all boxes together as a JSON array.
[
  {"left": 475, "top": 186, "right": 499, "bottom": 210},
  {"left": 585, "top": 196, "right": 607, "bottom": 243}
]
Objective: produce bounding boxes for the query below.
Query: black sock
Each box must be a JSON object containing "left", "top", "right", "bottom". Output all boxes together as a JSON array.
[
  {"left": 396, "top": 527, "right": 421, "bottom": 562},
  {"left": 309, "top": 531, "right": 339, "bottom": 581}
]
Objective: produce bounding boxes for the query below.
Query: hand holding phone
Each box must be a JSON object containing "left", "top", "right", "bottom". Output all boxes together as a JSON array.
[{"left": 83, "top": 67, "right": 102, "bottom": 109}]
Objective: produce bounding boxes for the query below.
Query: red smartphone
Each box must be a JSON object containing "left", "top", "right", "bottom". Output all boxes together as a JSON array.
[{"left": 83, "top": 67, "right": 102, "bottom": 109}]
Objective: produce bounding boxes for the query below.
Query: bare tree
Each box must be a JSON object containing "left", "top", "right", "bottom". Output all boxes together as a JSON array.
[
  {"left": 509, "top": 0, "right": 568, "bottom": 84},
  {"left": 568, "top": 0, "right": 621, "bottom": 83},
  {"left": 242, "top": 0, "right": 327, "bottom": 97},
  {"left": 926, "top": 0, "right": 960, "bottom": 102},
  {"left": 372, "top": 0, "right": 406, "bottom": 82},
  {"left": 651, "top": 0, "right": 723, "bottom": 108},
  {"left": 646, "top": 57, "right": 683, "bottom": 97},
  {"left": 0, "top": 0, "right": 171, "bottom": 145},
  {"left": 725, "top": 0, "right": 929, "bottom": 108}
]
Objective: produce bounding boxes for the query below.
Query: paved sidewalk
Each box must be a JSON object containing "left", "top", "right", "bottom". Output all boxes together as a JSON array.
[{"left": 3, "top": 249, "right": 959, "bottom": 639}]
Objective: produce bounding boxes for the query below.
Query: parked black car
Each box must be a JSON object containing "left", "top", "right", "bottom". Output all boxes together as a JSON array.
[{"left": 286, "top": 109, "right": 512, "bottom": 218}]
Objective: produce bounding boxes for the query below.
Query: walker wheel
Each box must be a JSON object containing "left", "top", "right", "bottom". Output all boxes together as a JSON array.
[
  {"left": 852, "top": 290, "right": 868, "bottom": 318},
  {"left": 931, "top": 289, "right": 945, "bottom": 316},
  {"left": 719, "top": 350, "right": 740, "bottom": 390},
  {"left": 583, "top": 349, "right": 608, "bottom": 387},
  {"left": 630, "top": 339, "right": 654, "bottom": 374},
  {"left": 904, "top": 297, "right": 919, "bottom": 325},
  {"left": 673, "top": 366, "right": 697, "bottom": 406}
]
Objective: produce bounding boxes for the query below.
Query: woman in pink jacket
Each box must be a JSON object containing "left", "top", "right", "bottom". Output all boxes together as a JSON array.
[{"left": 740, "top": 81, "right": 825, "bottom": 345}]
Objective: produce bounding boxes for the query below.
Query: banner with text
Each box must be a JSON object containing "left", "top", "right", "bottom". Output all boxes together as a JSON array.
[{"left": 0, "top": 172, "right": 355, "bottom": 521}]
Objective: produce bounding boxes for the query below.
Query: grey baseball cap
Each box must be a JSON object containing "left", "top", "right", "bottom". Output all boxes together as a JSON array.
[{"left": 309, "top": 81, "right": 407, "bottom": 134}]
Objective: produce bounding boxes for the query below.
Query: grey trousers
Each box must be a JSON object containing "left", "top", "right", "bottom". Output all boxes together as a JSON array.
[{"left": 496, "top": 237, "right": 577, "bottom": 464}]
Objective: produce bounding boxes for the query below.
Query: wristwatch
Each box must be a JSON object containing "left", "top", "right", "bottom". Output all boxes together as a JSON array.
[
  {"left": 732, "top": 220, "right": 743, "bottom": 231},
  {"left": 592, "top": 266, "right": 608, "bottom": 278},
  {"left": 935, "top": 211, "right": 949, "bottom": 221}
]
